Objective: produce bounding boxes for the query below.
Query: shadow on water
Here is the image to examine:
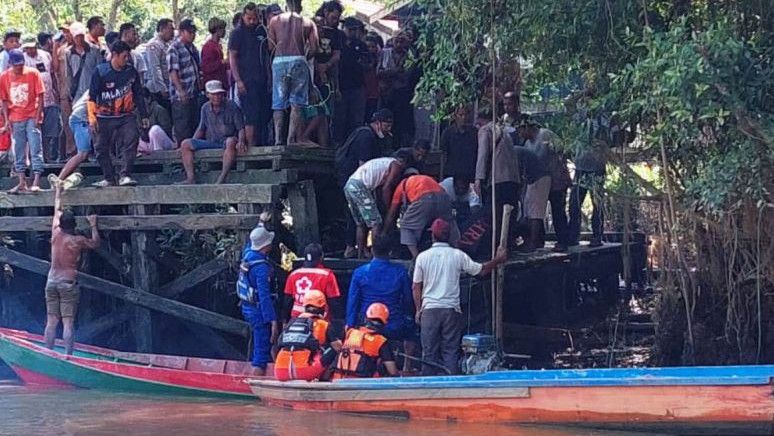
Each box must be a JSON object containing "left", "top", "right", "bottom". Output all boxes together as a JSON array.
[{"left": 0, "top": 387, "right": 658, "bottom": 436}]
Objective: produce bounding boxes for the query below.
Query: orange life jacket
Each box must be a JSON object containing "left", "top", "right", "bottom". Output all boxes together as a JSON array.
[{"left": 333, "top": 326, "right": 387, "bottom": 379}]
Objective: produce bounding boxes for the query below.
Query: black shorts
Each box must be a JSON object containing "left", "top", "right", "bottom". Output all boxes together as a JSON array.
[{"left": 240, "top": 81, "right": 271, "bottom": 126}]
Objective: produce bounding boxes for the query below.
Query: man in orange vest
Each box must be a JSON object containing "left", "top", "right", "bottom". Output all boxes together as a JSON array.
[
  {"left": 274, "top": 290, "right": 342, "bottom": 382},
  {"left": 333, "top": 303, "right": 399, "bottom": 378}
]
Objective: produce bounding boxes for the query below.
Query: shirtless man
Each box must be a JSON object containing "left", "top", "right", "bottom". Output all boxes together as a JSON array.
[
  {"left": 44, "top": 182, "right": 100, "bottom": 355},
  {"left": 267, "top": 0, "right": 318, "bottom": 145}
]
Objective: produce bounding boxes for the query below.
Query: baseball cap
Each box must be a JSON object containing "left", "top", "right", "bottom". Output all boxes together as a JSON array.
[
  {"left": 179, "top": 18, "right": 197, "bottom": 33},
  {"left": 265, "top": 4, "right": 283, "bottom": 16},
  {"left": 372, "top": 108, "right": 394, "bottom": 122},
  {"left": 69, "top": 22, "right": 87, "bottom": 37},
  {"left": 8, "top": 49, "right": 25, "bottom": 66},
  {"left": 21, "top": 37, "right": 37, "bottom": 49},
  {"left": 205, "top": 80, "right": 226, "bottom": 94},
  {"left": 250, "top": 225, "right": 275, "bottom": 251},
  {"left": 342, "top": 17, "right": 365, "bottom": 29},
  {"left": 431, "top": 218, "right": 451, "bottom": 241},
  {"left": 303, "top": 243, "right": 324, "bottom": 264}
]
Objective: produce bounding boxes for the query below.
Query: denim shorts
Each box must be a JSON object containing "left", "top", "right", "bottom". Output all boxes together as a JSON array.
[
  {"left": 69, "top": 115, "right": 92, "bottom": 153},
  {"left": 190, "top": 138, "right": 226, "bottom": 151},
  {"left": 271, "top": 56, "right": 310, "bottom": 110}
]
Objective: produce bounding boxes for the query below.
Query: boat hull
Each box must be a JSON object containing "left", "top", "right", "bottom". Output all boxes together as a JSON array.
[
  {"left": 249, "top": 367, "right": 774, "bottom": 429},
  {"left": 0, "top": 328, "right": 256, "bottom": 398}
]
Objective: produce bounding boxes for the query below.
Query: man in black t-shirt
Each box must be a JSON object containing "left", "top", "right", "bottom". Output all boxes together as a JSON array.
[
  {"left": 334, "top": 17, "right": 370, "bottom": 145},
  {"left": 229, "top": 2, "right": 272, "bottom": 145}
]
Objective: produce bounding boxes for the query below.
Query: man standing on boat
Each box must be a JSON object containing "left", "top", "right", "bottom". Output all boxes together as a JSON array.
[
  {"left": 413, "top": 219, "right": 507, "bottom": 375},
  {"left": 45, "top": 182, "right": 100, "bottom": 355},
  {"left": 237, "top": 224, "right": 279, "bottom": 375}
]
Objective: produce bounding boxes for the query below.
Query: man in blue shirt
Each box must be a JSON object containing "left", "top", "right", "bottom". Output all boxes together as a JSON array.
[
  {"left": 239, "top": 224, "right": 278, "bottom": 375},
  {"left": 346, "top": 235, "right": 417, "bottom": 368}
]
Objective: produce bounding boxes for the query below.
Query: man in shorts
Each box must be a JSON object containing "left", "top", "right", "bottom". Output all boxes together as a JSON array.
[
  {"left": 179, "top": 80, "right": 246, "bottom": 184},
  {"left": 343, "top": 149, "right": 410, "bottom": 258},
  {"left": 45, "top": 182, "right": 100, "bottom": 355},
  {"left": 267, "top": 0, "right": 319, "bottom": 145},
  {"left": 384, "top": 174, "right": 460, "bottom": 259}
]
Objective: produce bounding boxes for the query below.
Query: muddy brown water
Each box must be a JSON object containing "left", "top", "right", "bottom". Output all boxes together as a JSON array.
[{"left": 0, "top": 384, "right": 662, "bottom": 436}]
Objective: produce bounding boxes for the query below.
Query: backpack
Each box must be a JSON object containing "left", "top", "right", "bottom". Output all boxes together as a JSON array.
[
  {"left": 335, "top": 126, "right": 373, "bottom": 169},
  {"left": 278, "top": 317, "right": 321, "bottom": 351},
  {"left": 235, "top": 259, "right": 267, "bottom": 304}
]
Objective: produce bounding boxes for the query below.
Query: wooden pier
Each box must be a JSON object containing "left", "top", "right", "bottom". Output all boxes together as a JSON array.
[{"left": 0, "top": 145, "right": 644, "bottom": 365}]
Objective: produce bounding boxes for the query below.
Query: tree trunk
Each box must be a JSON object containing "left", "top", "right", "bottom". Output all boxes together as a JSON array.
[
  {"left": 107, "top": 0, "right": 125, "bottom": 30},
  {"left": 172, "top": 0, "right": 181, "bottom": 25}
]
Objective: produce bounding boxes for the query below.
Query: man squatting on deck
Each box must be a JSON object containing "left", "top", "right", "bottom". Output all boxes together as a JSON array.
[{"left": 44, "top": 182, "right": 100, "bottom": 355}]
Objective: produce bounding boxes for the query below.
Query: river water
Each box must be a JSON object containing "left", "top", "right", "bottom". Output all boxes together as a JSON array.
[{"left": 0, "top": 383, "right": 656, "bottom": 436}]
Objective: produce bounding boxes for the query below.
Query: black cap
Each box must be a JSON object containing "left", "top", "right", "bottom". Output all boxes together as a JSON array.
[
  {"left": 265, "top": 3, "right": 282, "bottom": 16},
  {"left": 37, "top": 32, "right": 53, "bottom": 46},
  {"left": 342, "top": 17, "right": 365, "bottom": 29},
  {"left": 303, "top": 243, "right": 324, "bottom": 267},
  {"left": 372, "top": 108, "right": 394, "bottom": 122},
  {"left": 4, "top": 29, "right": 21, "bottom": 42},
  {"left": 179, "top": 18, "right": 197, "bottom": 32}
]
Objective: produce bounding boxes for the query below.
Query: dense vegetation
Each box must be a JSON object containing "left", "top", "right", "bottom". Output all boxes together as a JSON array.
[{"left": 413, "top": 0, "right": 773, "bottom": 365}]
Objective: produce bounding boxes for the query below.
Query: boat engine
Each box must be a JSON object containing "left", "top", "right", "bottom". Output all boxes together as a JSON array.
[{"left": 459, "top": 334, "right": 504, "bottom": 375}]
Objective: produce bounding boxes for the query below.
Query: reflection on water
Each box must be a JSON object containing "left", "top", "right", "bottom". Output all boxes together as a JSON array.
[{"left": 0, "top": 386, "right": 645, "bottom": 436}]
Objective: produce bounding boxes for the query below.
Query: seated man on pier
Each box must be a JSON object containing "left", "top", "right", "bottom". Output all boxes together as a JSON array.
[
  {"left": 179, "top": 80, "right": 246, "bottom": 184},
  {"left": 45, "top": 182, "right": 100, "bottom": 355},
  {"left": 274, "top": 290, "right": 342, "bottom": 381}
]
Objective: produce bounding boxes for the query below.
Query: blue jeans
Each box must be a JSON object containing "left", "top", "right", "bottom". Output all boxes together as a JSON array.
[
  {"left": 69, "top": 115, "right": 92, "bottom": 153},
  {"left": 241, "top": 304, "right": 272, "bottom": 369},
  {"left": 11, "top": 118, "right": 43, "bottom": 174}
]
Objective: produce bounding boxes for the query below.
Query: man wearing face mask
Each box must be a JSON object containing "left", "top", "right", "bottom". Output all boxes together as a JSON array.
[{"left": 335, "top": 108, "right": 393, "bottom": 187}]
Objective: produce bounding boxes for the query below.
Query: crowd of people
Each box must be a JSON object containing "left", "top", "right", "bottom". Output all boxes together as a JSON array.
[
  {"left": 0, "top": 0, "right": 425, "bottom": 191},
  {"left": 28, "top": 0, "right": 618, "bottom": 379}
]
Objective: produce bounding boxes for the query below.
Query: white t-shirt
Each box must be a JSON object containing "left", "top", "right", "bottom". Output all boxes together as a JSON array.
[
  {"left": 24, "top": 51, "right": 56, "bottom": 107},
  {"left": 440, "top": 177, "right": 481, "bottom": 208},
  {"left": 350, "top": 157, "right": 396, "bottom": 190},
  {"left": 413, "top": 242, "right": 483, "bottom": 311}
]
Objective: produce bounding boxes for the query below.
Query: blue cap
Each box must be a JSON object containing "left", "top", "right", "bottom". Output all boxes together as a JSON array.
[{"left": 8, "top": 49, "right": 25, "bottom": 66}]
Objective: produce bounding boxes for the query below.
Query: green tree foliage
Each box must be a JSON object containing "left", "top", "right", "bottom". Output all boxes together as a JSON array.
[{"left": 414, "top": 0, "right": 773, "bottom": 364}]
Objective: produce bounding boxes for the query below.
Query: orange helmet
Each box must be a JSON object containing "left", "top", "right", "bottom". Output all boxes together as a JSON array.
[
  {"left": 303, "top": 290, "right": 327, "bottom": 310},
  {"left": 365, "top": 303, "right": 389, "bottom": 324}
]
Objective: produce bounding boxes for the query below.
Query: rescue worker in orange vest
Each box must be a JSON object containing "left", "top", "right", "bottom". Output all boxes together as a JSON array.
[
  {"left": 333, "top": 303, "right": 400, "bottom": 378},
  {"left": 274, "top": 290, "right": 342, "bottom": 381}
]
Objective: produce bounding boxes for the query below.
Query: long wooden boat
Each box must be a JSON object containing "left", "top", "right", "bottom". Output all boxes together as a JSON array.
[
  {"left": 0, "top": 328, "right": 262, "bottom": 398},
  {"left": 249, "top": 365, "right": 774, "bottom": 431}
]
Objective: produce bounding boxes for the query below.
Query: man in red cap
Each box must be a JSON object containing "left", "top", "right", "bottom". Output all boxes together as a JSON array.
[{"left": 412, "top": 218, "right": 508, "bottom": 375}]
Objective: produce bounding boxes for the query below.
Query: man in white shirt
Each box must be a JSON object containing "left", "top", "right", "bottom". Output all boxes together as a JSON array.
[{"left": 412, "top": 218, "right": 507, "bottom": 375}]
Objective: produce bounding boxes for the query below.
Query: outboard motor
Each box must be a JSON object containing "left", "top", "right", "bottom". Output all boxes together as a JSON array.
[{"left": 459, "top": 334, "right": 504, "bottom": 375}]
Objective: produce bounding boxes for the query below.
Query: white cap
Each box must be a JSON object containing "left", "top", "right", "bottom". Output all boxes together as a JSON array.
[
  {"left": 205, "top": 80, "right": 226, "bottom": 94},
  {"left": 250, "top": 225, "right": 275, "bottom": 251},
  {"left": 69, "top": 22, "right": 86, "bottom": 37}
]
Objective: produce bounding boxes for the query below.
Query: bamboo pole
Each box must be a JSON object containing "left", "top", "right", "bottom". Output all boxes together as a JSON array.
[
  {"left": 496, "top": 204, "right": 514, "bottom": 340},
  {"left": 489, "top": 0, "right": 498, "bottom": 335}
]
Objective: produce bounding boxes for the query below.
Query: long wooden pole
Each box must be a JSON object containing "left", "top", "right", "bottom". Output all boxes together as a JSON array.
[
  {"left": 489, "top": 0, "right": 498, "bottom": 336},
  {"left": 496, "top": 204, "right": 514, "bottom": 339}
]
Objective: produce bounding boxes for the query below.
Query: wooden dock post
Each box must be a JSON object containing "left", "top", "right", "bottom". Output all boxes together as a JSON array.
[
  {"left": 287, "top": 180, "right": 319, "bottom": 250},
  {"left": 130, "top": 204, "right": 158, "bottom": 353}
]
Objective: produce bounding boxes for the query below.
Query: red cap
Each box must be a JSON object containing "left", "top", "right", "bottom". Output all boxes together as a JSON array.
[{"left": 431, "top": 218, "right": 451, "bottom": 241}]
